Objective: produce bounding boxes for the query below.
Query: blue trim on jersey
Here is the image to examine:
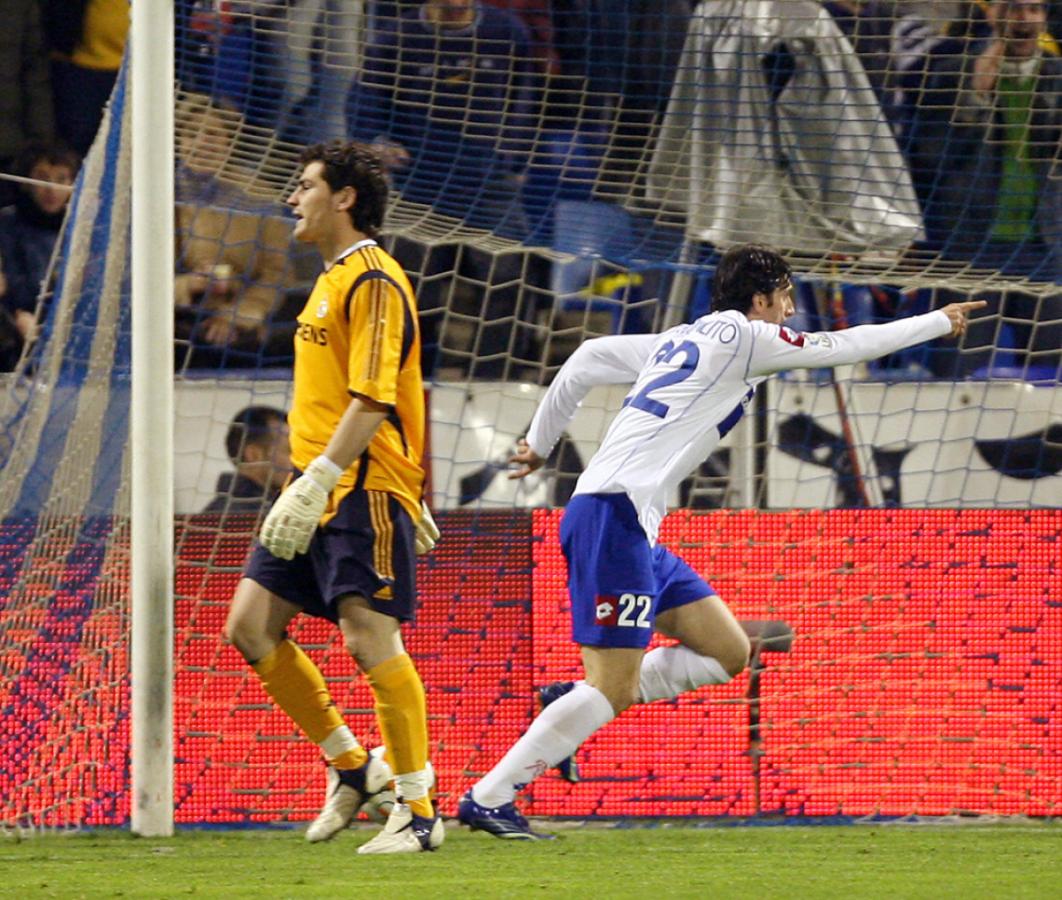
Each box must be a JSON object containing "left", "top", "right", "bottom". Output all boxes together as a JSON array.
[
  {"left": 561, "top": 493, "right": 715, "bottom": 648},
  {"left": 717, "top": 387, "right": 754, "bottom": 438}
]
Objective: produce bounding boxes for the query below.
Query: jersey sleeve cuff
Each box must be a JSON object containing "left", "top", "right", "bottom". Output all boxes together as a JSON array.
[
  {"left": 929, "top": 309, "right": 953, "bottom": 337},
  {"left": 348, "top": 387, "right": 396, "bottom": 409}
]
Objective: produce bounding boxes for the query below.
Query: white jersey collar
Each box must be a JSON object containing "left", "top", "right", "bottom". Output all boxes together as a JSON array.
[{"left": 329, "top": 238, "right": 377, "bottom": 270}]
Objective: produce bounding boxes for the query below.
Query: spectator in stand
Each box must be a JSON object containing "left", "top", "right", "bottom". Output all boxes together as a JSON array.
[
  {"left": 889, "top": 1, "right": 993, "bottom": 153},
  {"left": 202, "top": 405, "right": 291, "bottom": 514},
  {"left": 479, "top": 0, "right": 590, "bottom": 124},
  {"left": 44, "top": 0, "right": 129, "bottom": 157},
  {"left": 907, "top": 0, "right": 1061, "bottom": 375},
  {"left": 909, "top": 0, "right": 1059, "bottom": 266},
  {"left": 178, "top": 0, "right": 367, "bottom": 144},
  {"left": 0, "top": 142, "right": 79, "bottom": 371},
  {"left": 178, "top": 1, "right": 284, "bottom": 130},
  {"left": 892, "top": 4, "right": 989, "bottom": 223},
  {"left": 350, "top": 0, "right": 538, "bottom": 235},
  {"left": 0, "top": 0, "right": 55, "bottom": 209},
  {"left": 174, "top": 92, "right": 296, "bottom": 369},
  {"left": 348, "top": 0, "right": 542, "bottom": 378},
  {"left": 484, "top": 0, "right": 558, "bottom": 73}
]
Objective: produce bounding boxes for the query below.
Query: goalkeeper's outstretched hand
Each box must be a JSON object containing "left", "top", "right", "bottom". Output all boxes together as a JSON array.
[
  {"left": 414, "top": 500, "right": 440, "bottom": 555},
  {"left": 260, "top": 456, "right": 342, "bottom": 560}
]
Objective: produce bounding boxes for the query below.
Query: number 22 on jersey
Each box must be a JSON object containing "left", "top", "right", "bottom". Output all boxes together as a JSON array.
[{"left": 623, "top": 339, "right": 700, "bottom": 418}]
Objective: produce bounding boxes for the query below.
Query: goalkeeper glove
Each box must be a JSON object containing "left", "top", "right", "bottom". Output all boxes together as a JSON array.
[
  {"left": 414, "top": 500, "right": 440, "bottom": 555},
  {"left": 260, "top": 455, "right": 343, "bottom": 560}
]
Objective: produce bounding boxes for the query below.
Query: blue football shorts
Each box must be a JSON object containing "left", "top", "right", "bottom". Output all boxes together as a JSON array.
[
  {"left": 559, "top": 492, "right": 716, "bottom": 649},
  {"left": 244, "top": 483, "right": 418, "bottom": 623}
]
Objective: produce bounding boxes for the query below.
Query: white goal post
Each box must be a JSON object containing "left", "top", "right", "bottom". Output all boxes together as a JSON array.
[{"left": 130, "top": 0, "right": 175, "bottom": 838}]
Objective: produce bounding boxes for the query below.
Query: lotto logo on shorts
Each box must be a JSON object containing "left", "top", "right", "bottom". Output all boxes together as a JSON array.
[{"left": 595, "top": 593, "right": 652, "bottom": 628}]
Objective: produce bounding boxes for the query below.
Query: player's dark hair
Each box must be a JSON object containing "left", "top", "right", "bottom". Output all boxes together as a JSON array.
[
  {"left": 226, "top": 406, "right": 285, "bottom": 464},
  {"left": 711, "top": 244, "right": 792, "bottom": 314},
  {"left": 299, "top": 141, "right": 388, "bottom": 237}
]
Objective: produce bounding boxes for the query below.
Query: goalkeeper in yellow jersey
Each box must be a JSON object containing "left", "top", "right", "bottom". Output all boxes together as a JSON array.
[{"left": 225, "top": 141, "right": 442, "bottom": 854}]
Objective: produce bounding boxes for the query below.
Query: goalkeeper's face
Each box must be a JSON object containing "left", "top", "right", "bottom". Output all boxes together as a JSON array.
[{"left": 288, "top": 161, "right": 349, "bottom": 245}]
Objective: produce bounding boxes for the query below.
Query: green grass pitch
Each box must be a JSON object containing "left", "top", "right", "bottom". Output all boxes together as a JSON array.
[{"left": 4, "top": 822, "right": 1060, "bottom": 898}]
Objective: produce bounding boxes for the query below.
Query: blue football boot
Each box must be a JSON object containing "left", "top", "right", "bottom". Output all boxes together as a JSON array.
[{"left": 457, "top": 790, "right": 555, "bottom": 840}]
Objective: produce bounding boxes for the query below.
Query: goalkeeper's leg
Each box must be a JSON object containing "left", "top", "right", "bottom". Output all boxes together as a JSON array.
[
  {"left": 335, "top": 595, "right": 442, "bottom": 855},
  {"left": 225, "top": 578, "right": 386, "bottom": 842}
]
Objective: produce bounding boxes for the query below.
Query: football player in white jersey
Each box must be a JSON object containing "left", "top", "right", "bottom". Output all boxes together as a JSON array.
[{"left": 457, "top": 244, "right": 984, "bottom": 839}]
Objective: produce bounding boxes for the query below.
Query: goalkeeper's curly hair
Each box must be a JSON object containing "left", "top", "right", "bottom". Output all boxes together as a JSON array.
[{"left": 300, "top": 141, "right": 389, "bottom": 238}]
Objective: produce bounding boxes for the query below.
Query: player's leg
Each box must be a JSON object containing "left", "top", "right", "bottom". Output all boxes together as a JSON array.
[
  {"left": 227, "top": 551, "right": 385, "bottom": 843},
  {"left": 226, "top": 576, "right": 371, "bottom": 770},
  {"left": 475, "top": 646, "right": 641, "bottom": 805},
  {"left": 637, "top": 546, "right": 749, "bottom": 701},
  {"left": 320, "top": 490, "right": 440, "bottom": 854},
  {"left": 536, "top": 548, "right": 750, "bottom": 776},
  {"left": 332, "top": 594, "right": 441, "bottom": 854},
  {"left": 582, "top": 645, "right": 644, "bottom": 711},
  {"left": 225, "top": 576, "right": 300, "bottom": 661},
  {"left": 644, "top": 594, "right": 751, "bottom": 700},
  {"left": 461, "top": 493, "right": 652, "bottom": 839},
  {"left": 536, "top": 681, "right": 581, "bottom": 782},
  {"left": 460, "top": 645, "right": 636, "bottom": 839}
]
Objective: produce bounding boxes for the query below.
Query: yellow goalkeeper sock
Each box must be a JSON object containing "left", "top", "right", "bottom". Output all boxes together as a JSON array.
[
  {"left": 365, "top": 652, "right": 433, "bottom": 818},
  {"left": 252, "top": 639, "right": 367, "bottom": 770}
]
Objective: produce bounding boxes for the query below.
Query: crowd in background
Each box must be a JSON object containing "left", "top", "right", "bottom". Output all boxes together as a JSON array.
[
  {"left": 0, "top": 0, "right": 124, "bottom": 369},
  {"left": 1, "top": 0, "right": 1060, "bottom": 378}
]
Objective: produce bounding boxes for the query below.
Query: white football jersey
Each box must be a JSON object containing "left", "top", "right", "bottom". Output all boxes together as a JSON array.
[{"left": 525, "top": 309, "right": 951, "bottom": 544}]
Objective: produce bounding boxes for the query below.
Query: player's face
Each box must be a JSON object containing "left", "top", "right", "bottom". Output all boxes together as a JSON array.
[
  {"left": 287, "top": 161, "right": 340, "bottom": 244},
  {"left": 761, "top": 281, "right": 795, "bottom": 325}
]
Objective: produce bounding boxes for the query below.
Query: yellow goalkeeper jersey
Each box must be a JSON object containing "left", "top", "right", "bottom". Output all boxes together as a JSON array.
[{"left": 288, "top": 239, "right": 425, "bottom": 521}]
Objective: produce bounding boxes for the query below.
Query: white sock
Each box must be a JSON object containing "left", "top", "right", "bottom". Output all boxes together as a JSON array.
[
  {"left": 639, "top": 645, "right": 731, "bottom": 703},
  {"left": 394, "top": 767, "right": 434, "bottom": 803},
  {"left": 320, "top": 725, "right": 360, "bottom": 760},
  {"left": 473, "top": 682, "right": 615, "bottom": 808}
]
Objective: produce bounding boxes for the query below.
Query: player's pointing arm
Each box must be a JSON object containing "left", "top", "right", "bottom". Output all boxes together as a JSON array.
[
  {"left": 704, "top": 244, "right": 985, "bottom": 378},
  {"left": 748, "top": 301, "right": 986, "bottom": 377}
]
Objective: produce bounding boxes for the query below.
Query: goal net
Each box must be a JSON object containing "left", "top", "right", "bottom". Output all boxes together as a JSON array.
[{"left": 1, "top": 0, "right": 1059, "bottom": 831}]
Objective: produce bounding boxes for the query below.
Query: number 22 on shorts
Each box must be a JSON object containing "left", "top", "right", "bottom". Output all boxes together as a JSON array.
[{"left": 595, "top": 593, "right": 653, "bottom": 628}]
